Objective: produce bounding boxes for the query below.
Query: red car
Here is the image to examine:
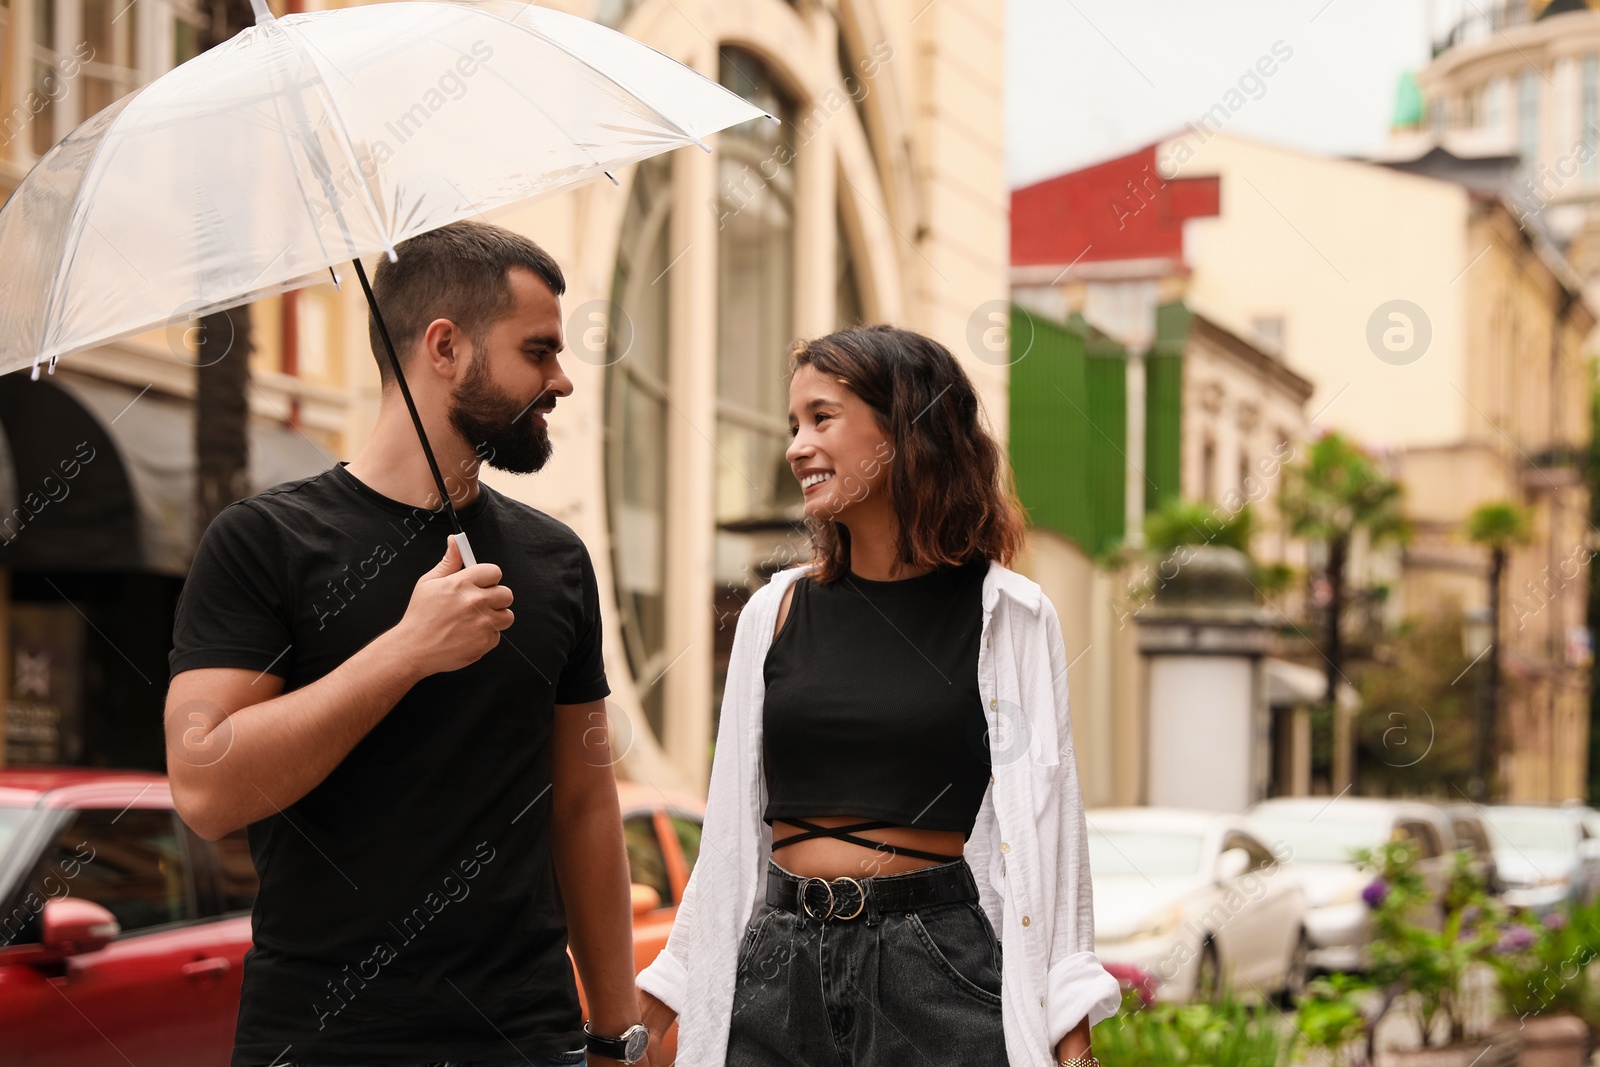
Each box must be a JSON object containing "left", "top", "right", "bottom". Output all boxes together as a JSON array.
[{"left": 0, "top": 769, "right": 702, "bottom": 1066}]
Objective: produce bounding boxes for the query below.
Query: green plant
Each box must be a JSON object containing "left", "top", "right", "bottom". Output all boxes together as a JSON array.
[
  {"left": 1486, "top": 894, "right": 1600, "bottom": 1021},
  {"left": 1352, "top": 842, "right": 1499, "bottom": 1055},
  {"left": 1294, "top": 973, "right": 1372, "bottom": 1066},
  {"left": 1091, "top": 991, "right": 1288, "bottom": 1067}
]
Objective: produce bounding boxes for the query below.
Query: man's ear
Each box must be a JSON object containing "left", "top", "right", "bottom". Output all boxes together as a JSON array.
[{"left": 420, "top": 318, "right": 465, "bottom": 382}]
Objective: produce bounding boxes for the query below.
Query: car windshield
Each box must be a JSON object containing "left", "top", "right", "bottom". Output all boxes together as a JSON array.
[
  {"left": 1087, "top": 829, "right": 1205, "bottom": 878},
  {"left": 0, "top": 806, "right": 31, "bottom": 862},
  {"left": 1483, "top": 811, "right": 1575, "bottom": 853},
  {"left": 1247, "top": 813, "right": 1382, "bottom": 865}
]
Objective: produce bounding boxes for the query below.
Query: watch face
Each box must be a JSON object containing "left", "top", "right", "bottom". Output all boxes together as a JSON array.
[{"left": 624, "top": 1024, "right": 650, "bottom": 1061}]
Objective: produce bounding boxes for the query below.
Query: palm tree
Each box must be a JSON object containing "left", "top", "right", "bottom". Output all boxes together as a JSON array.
[
  {"left": 193, "top": 0, "right": 259, "bottom": 540},
  {"left": 1466, "top": 501, "right": 1533, "bottom": 798},
  {"left": 1279, "top": 432, "right": 1408, "bottom": 791}
]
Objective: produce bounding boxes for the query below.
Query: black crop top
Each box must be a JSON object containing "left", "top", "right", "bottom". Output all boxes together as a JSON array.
[{"left": 761, "top": 557, "right": 992, "bottom": 838}]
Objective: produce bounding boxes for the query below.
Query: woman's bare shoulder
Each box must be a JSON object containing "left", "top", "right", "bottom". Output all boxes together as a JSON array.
[{"left": 774, "top": 581, "right": 799, "bottom": 640}]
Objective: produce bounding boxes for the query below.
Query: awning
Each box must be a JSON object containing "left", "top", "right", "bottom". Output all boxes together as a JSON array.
[
  {"left": 0, "top": 370, "right": 331, "bottom": 575},
  {"left": 1264, "top": 656, "right": 1362, "bottom": 711}
]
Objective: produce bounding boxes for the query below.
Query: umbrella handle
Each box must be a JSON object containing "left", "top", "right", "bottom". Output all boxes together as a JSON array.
[{"left": 450, "top": 531, "right": 478, "bottom": 568}]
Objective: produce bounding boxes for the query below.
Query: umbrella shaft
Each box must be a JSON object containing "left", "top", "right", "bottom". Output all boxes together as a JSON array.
[{"left": 352, "top": 258, "right": 464, "bottom": 536}]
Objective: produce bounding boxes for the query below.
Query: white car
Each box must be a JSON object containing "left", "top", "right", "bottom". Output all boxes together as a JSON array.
[
  {"left": 1481, "top": 804, "right": 1600, "bottom": 913},
  {"left": 1086, "top": 808, "right": 1309, "bottom": 1003},
  {"left": 1245, "top": 797, "right": 1453, "bottom": 972}
]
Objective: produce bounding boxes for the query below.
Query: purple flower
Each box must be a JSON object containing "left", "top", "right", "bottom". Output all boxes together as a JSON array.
[
  {"left": 1362, "top": 879, "right": 1389, "bottom": 909},
  {"left": 1494, "top": 924, "right": 1537, "bottom": 954},
  {"left": 1542, "top": 911, "right": 1568, "bottom": 931}
]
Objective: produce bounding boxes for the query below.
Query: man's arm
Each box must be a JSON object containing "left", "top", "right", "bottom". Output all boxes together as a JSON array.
[
  {"left": 550, "top": 698, "right": 640, "bottom": 1066},
  {"left": 166, "top": 535, "right": 513, "bottom": 840}
]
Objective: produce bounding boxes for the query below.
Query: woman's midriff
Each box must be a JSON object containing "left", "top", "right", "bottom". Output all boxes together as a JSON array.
[{"left": 770, "top": 814, "right": 968, "bottom": 879}]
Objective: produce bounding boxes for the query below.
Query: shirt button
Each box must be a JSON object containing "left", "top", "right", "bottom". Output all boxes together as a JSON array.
[
  {"left": 1000, "top": 842, "right": 1011, "bottom": 854},
  {"left": 989, "top": 698, "right": 998, "bottom": 710},
  {"left": 1021, "top": 915, "right": 1031, "bottom": 927},
  {"left": 990, "top": 774, "right": 996, "bottom": 784}
]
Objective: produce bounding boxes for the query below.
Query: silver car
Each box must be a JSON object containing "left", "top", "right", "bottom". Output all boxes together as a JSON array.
[
  {"left": 1480, "top": 804, "right": 1600, "bottom": 913},
  {"left": 1245, "top": 797, "right": 1453, "bottom": 972}
]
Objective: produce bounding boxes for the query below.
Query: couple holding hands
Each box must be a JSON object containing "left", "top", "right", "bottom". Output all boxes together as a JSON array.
[{"left": 165, "top": 220, "right": 1119, "bottom": 1067}]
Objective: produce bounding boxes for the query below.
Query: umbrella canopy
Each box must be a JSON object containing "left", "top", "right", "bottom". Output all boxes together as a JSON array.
[{"left": 0, "top": 0, "right": 769, "bottom": 378}]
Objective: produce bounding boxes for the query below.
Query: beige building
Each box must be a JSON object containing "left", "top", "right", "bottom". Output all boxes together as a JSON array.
[
  {"left": 1015, "top": 129, "right": 1595, "bottom": 801},
  {"left": 0, "top": 0, "right": 1011, "bottom": 790}
]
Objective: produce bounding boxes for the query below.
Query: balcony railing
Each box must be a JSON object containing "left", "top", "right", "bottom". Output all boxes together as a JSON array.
[{"left": 1433, "top": 1, "right": 1538, "bottom": 56}]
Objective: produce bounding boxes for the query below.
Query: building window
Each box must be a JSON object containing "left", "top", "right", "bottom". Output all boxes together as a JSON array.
[
  {"left": 14, "top": 0, "right": 199, "bottom": 161},
  {"left": 712, "top": 49, "right": 801, "bottom": 724},
  {"left": 594, "top": 0, "right": 647, "bottom": 29},
  {"left": 837, "top": 206, "right": 865, "bottom": 328},
  {"left": 1485, "top": 77, "right": 1505, "bottom": 134},
  {"left": 1519, "top": 69, "right": 1540, "bottom": 170},
  {"left": 604, "top": 154, "right": 674, "bottom": 742},
  {"left": 1251, "top": 315, "right": 1285, "bottom": 358},
  {"left": 1584, "top": 56, "right": 1598, "bottom": 184},
  {"left": 1201, "top": 435, "right": 1216, "bottom": 502}
]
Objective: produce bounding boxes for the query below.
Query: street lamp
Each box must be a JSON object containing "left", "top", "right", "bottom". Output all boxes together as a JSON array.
[{"left": 1462, "top": 605, "right": 1494, "bottom": 801}]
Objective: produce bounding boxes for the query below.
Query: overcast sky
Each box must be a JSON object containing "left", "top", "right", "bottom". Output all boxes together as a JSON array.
[{"left": 1004, "top": 0, "right": 1467, "bottom": 188}]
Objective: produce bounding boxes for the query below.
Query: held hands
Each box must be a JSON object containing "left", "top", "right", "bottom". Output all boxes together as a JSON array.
[
  {"left": 638, "top": 989, "right": 677, "bottom": 1066},
  {"left": 391, "top": 535, "right": 514, "bottom": 677}
]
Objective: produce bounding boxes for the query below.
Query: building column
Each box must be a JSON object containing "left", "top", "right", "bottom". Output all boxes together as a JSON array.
[{"left": 661, "top": 57, "right": 719, "bottom": 793}]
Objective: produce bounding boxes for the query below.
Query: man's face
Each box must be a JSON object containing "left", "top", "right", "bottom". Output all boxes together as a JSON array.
[{"left": 448, "top": 266, "right": 571, "bottom": 475}]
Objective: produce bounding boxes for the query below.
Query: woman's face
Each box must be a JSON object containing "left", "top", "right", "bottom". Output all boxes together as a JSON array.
[{"left": 785, "top": 364, "right": 895, "bottom": 524}]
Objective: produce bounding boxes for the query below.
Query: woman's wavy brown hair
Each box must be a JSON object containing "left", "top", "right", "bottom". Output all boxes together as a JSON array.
[{"left": 789, "top": 324, "right": 1028, "bottom": 583}]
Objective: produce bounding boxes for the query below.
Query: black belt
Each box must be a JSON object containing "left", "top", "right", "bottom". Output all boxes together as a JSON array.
[{"left": 765, "top": 857, "right": 979, "bottom": 923}]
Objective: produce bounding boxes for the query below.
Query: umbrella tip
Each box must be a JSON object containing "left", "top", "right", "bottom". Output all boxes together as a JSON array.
[
  {"left": 384, "top": 246, "right": 398, "bottom": 264},
  {"left": 250, "top": 0, "right": 274, "bottom": 23}
]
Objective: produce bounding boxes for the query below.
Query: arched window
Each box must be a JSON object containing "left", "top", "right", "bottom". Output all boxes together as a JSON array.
[
  {"left": 711, "top": 49, "right": 802, "bottom": 721},
  {"left": 604, "top": 153, "right": 674, "bottom": 741}
]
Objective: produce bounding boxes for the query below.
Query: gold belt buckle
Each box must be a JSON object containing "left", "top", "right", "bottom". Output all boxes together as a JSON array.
[
  {"left": 800, "top": 877, "right": 835, "bottom": 920},
  {"left": 832, "top": 876, "right": 866, "bottom": 920},
  {"left": 799, "top": 875, "right": 866, "bottom": 920}
]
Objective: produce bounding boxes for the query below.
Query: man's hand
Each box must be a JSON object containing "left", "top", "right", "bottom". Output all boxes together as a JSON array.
[{"left": 390, "top": 535, "right": 514, "bottom": 675}]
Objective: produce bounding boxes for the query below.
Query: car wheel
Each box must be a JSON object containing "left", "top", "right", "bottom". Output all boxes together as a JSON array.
[
  {"left": 1194, "top": 939, "right": 1222, "bottom": 1004},
  {"left": 1280, "top": 929, "right": 1310, "bottom": 1006}
]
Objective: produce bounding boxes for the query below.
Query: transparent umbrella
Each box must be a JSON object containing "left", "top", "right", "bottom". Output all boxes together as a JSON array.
[{"left": 0, "top": 0, "right": 771, "bottom": 558}]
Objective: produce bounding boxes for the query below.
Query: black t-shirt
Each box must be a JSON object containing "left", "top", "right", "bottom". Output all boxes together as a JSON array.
[
  {"left": 760, "top": 558, "right": 991, "bottom": 836},
  {"left": 169, "top": 462, "right": 609, "bottom": 1066}
]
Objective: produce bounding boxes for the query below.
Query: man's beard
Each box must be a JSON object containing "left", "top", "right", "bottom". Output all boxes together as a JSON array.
[{"left": 448, "top": 355, "right": 553, "bottom": 475}]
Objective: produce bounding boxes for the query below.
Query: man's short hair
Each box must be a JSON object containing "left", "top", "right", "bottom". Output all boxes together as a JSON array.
[{"left": 366, "top": 220, "right": 567, "bottom": 386}]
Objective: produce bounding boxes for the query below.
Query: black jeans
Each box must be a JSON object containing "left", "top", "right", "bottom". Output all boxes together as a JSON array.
[
  {"left": 252, "top": 1052, "right": 586, "bottom": 1067},
  {"left": 725, "top": 859, "right": 1009, "bottom": 1066}
]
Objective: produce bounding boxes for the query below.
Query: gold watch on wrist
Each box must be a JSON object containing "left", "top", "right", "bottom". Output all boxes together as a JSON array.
[{"left": 1058, "top": 1057, "right": 1101, "bottom": 1067}]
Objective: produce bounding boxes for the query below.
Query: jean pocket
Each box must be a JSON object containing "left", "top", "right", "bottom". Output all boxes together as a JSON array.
[
  {"left": 907, "top": 901, "right": 1004, "bottom": 1004},
  {"left": 737, "top": 904, "right": 779, "bottom": 966}
]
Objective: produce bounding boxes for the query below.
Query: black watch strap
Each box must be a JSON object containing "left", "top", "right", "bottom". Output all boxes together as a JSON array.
[{"left": 583, "top": 1021, "right": 648, "bottom": 1063}]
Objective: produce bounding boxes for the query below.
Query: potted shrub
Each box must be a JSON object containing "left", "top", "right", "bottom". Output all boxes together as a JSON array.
[
  {"left": 1353, "top": 843, "right": 1521, "bottom": 1067},
  {"left": 1484, "top": 902, "right": 1595, "bottom": 1067}
]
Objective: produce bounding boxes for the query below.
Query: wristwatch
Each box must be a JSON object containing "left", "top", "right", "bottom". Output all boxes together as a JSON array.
[{"left": 583, "top": 1020, "right": 650, "bottom": 1064}]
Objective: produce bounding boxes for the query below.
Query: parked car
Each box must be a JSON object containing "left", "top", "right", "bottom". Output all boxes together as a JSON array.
[
  {"left": 1086, "top": 807, "right": 1309, "bottom": 1004},
  {"left": 1479, "top": 803, "right": 1600, "bottom": 913},
  {"left": 0, "top": 768, "right": 702, "bottom": 1066},
  {"left": 1245, "top": 797, "right": 1453, "bottom": 972},
  {"left": 1442, "top": 803, "right": 1502, "bottom": 897}
]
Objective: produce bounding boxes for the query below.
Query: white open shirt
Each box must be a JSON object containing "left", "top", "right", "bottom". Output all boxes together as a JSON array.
[{"left": 634, "top": 560, "right": 1121, "bottom": 1066}]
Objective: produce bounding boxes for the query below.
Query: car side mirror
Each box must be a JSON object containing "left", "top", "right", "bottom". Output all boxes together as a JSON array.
[
  {"left": 631, "top": 883, "right": 662, "bottom": 916},
  {"left": 1214, "top": 847, "right": 1251, "bottom": 885},
  {"left": 1, "top": 898, "right": 123, "bottom": 965}
]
